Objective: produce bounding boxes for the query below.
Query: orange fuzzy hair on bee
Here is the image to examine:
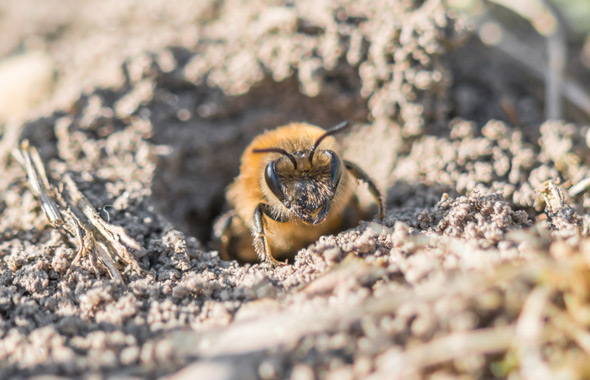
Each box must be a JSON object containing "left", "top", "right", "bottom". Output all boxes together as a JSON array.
[{"left": 215, "top": 122, "right": 384, "bottom": 266}]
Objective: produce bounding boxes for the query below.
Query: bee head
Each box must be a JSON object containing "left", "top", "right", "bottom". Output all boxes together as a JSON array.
[{"left": 253, "top": 122, "right": 349, "bottom": 225}]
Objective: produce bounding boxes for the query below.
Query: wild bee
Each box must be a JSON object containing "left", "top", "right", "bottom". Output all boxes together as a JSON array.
[{"left": 214, "top": 121, "right": 384, "bottom": 266}]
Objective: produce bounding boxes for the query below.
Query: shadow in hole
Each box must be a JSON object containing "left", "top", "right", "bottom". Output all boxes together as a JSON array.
[
  {"left": 148, "top": 63, "right": 369, "bottom": 246},
  {"left": 386, "top": 180, "right": 457, "bottom": 212}
]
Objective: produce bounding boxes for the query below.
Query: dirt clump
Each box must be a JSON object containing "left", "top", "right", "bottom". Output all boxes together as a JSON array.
[{"left": 1, "top": 0, "right": 590, "bottom": 379}]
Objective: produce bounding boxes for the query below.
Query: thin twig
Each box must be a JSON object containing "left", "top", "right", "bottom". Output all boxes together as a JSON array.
[
  {"left": 475, "top": 11, "right": 590, "bottom": 118},
  {"left": 13, "top": 140, "right": 144, "bottom": 282}
]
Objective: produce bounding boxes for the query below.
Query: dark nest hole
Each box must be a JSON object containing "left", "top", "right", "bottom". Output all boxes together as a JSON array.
[{"left": 148, "top": 65, "right": 369, "bottom": 247}]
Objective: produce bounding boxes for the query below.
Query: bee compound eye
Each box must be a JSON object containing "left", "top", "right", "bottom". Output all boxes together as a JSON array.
[
  {"left": 327, "top": 151, "right": 342, "bottom": 190},
  {"left": 265, "top": 161, "right": 285, "bottom": 202}
]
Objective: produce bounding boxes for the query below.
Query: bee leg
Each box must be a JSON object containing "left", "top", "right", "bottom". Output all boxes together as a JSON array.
[
  {"left": 213, "top": 210, "right": 236, "bottom": 260},
  {"left": 253, "top": 203, "right": 288, "bottom": 267},
  {"left": 344, "top": 160, "right": 385, "bottom": 219}
]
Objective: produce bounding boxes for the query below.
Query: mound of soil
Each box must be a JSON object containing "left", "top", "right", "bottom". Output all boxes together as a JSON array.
[{"left": 1, "top": 0, "right": 590, "bottom": 379}]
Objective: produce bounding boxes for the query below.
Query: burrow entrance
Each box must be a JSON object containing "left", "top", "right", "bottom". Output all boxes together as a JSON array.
[{"left": 149, "top": 66, "right": 369, "bottom": 246}]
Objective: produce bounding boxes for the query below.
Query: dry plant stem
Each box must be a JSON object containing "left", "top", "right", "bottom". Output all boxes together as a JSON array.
[
  {"left": 540, "top": 180, "right": 565, "bottom": 213},
  {"left": 13, "top": 140, "right": 144, "bottom": 282},
  {"left": 542, "top": 0, "right": 567, "bottom": 120},
  {"left": 547, "top": 304, "right": 590, "bottom": 355},
  {"left": 476, "top": 13, "right": 590, "bottom": 118},
  {"left": 66, "top": 217, "right": 98, "bottom": 278},
  {"left": 398, "top": 325, "right": 515, "bottom": 374},
  {"left": 16, "top": 140, "right": 63, "bottom": 226},
  {"left": 488, "top": 0, "right": 567, "bottom": 119},
  {"left": 516, "top": 287, "right": 554, "bottom": 380},
  {"left": 568, "top": 177, "right": 590, "bottom": 197},
  {"left": 62, "top": 174, "right": 144, "bottom": 271}
]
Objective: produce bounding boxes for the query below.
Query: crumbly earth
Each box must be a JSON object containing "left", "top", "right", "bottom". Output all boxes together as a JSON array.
[{"left": 1, "top": 0, "right": 590, "bottom": 379}]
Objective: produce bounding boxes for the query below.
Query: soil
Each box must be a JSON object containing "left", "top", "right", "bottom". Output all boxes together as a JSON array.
[{"left": 1, "top": 0, "right": 590, "bottom": 379}]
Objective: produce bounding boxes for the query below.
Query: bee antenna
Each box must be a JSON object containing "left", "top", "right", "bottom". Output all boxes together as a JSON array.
[
  {"left": 309, "top": 121, "right": 350, "bottom": 163},
  {"left": 252, "top": 147, "right": 298, "bottom": 169}
]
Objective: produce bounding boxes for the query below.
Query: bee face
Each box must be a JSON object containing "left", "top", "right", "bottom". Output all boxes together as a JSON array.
[
  {"left": 217, "top": 121, "right": 384, "bottom": 266},
  {"left": 264, "top": 149, "right": 343, "bottom": 225}
]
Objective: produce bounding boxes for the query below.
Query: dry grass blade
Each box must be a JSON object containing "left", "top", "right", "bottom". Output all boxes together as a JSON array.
[
  {"left": 12, "top": 140, "right": 144, "bottom": 282},
  {"left": 516, "top": 287, "right": 555, "bottom": 380},
  {"left": 62, "top": 174, "right": 145, "bottom": 272},
  {"left": 548, "top": 304, "right": 590, "bottom": 356},
  {"left": 476, "top": 5, "right": 590, "bottom": 118},
  {"left": 541, "top": 0, "right": 568, "bottom": 120},
  {"left": 368, "top": 325, "right": 516, "bottom": 380},
  {"left": 12, "top": 140, "right": 63, "bottom": 227}
]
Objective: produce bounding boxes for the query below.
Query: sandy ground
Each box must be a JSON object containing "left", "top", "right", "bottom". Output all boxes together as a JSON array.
[{"left": 1, "top": 0, "right": 590, "bottom": 379}]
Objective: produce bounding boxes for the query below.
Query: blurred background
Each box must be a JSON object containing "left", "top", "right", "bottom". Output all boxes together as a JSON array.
[{"left": 0, "top": 0, "right": 587, "bottom": 126}]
